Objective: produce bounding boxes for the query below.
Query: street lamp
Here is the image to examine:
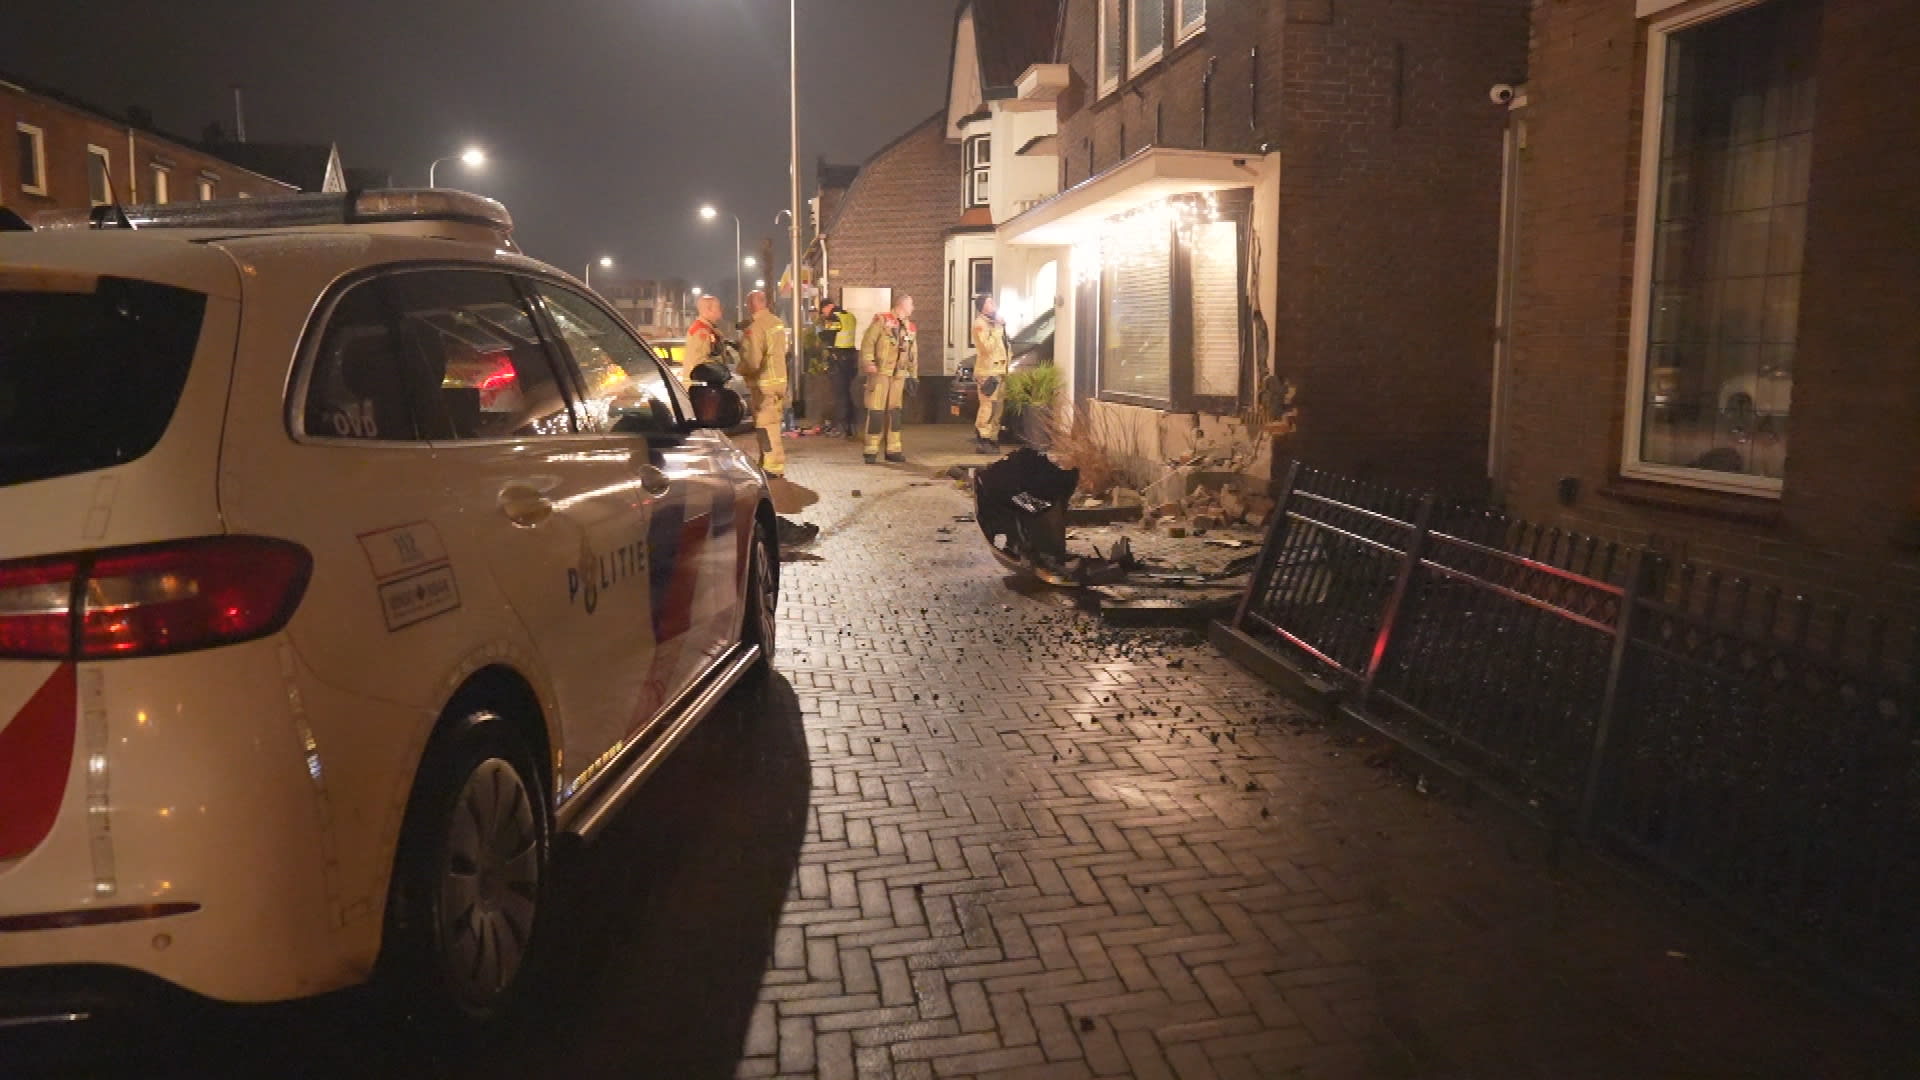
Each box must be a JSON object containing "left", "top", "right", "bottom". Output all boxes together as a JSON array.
[
  {"left": 585, "top": 255, "right": 613, "bottom": 288},
  {"left": 428, "top": 146, "right": 485, "bottom": 188},
  {"left": 755, "top": 278, "right": 767, "bottom": 289},
  {"left": 743, "top": 256, "right": 758, "bottom": 269},
  {"left": 691, "top": 286, "right": 703, "bottom": 297},
  {"left": 699, "top": 204, "right": 743, "bottom": 321}
]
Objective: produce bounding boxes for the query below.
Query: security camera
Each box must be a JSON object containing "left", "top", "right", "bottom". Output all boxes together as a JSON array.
[{"left": 1489, "top": 83, "right": 1517, "bottom": 106}]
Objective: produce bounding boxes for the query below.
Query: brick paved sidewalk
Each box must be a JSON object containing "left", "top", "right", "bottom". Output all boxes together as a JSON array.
[{"left": 741, "top": 429, "right": 1914, "bottom": 1080}]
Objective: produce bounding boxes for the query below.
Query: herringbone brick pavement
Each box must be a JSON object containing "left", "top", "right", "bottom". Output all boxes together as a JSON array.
[{"left": 738, "top": 431, "right": 1912, "bottom": 1080}]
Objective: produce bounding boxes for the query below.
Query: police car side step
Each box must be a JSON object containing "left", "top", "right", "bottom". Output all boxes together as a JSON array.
[{"left": 558, "top": 642, "right": 762, "bottom": 843}]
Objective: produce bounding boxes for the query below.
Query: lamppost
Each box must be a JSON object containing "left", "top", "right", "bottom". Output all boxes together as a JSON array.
[
  {"left": 585, "top": 255, "right": 613, "bottom": 288},
  {"left": 699, "top": 204, "right": 743, "bottom": 321},
  {"left": 428, "top": 147, "right": 485, "bottom": 188},
  {"left": 786, "top": 0, "right": 804, "bottom": 419}
]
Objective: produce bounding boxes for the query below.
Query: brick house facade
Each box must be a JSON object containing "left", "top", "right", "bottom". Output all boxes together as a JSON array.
[
  {"left": 815, "top": 111, "right": 964, "bottom": 417},
  {"left": 1005, "top": 0, "right": 1528, "bottom": 495},
  {"left": 3, "top": 74, "right": 295, "bottom": 217},
  {"left": 1496, "top": 0, "right": 1920, "bottom": 608}
]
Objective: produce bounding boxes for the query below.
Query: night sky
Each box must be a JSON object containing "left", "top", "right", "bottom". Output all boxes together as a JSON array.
[{"left": 0, "top": 0, "right": 955, "bottom": 292}]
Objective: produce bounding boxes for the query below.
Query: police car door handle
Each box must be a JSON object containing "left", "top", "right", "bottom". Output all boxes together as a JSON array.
[
  {"left": 498, "top": 483, "right": 555, "bottom": 527},
  {"left": 630, "top": 461, "right": 673, "bottom": 499}
]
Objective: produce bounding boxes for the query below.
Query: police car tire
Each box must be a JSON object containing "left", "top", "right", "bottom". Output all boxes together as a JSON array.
[
  {"left": 383, "top": 704, "right": 549, "bottom": 1032},
  {"left": 744, "top": 517, "right": 778, "bottom": 668}
]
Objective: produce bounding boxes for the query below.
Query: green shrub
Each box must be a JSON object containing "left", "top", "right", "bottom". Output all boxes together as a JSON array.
[{"left": 1005, "top": 364, "right": 1064, "bottom": 410}]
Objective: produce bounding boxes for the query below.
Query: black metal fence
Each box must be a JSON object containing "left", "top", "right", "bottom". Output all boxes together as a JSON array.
[{"left": 1229, "top": 464, "right": 1920, "bottom": 1004}]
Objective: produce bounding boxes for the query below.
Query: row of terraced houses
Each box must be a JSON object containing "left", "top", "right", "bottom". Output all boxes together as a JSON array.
[{"left": 806, "top": 0, "right": 1918, "bottom": 612}]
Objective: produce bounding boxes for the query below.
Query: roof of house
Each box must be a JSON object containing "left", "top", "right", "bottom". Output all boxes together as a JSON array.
[
  {"left": 209, "top": 142, "right": 338, "bottom": 192},
  {"left": 0, "top": 68, "right": 298, "bottom": 191},
  {"left": 968, "top": 0, "right": 1061, "bottom": 95},
  {"left": 825, "top": 110, "right": 949, "bottom": 235}
]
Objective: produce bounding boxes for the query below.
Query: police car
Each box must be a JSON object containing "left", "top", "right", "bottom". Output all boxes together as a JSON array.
[{"left": 0, "top": 190, "right": 779, "bottom": 1027}]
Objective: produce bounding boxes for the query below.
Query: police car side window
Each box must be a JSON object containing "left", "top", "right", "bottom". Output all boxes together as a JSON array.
[
  {"left": 384, "top": 269, "right": 574, "bottom": 440},
  {"left": 303, "top": 279, "right": 430, "bottom": 441},
  {"left": 531, "top": 283, "right": 680, "bottom": 435}
]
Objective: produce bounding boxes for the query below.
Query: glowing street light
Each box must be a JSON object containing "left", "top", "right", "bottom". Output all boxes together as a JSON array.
[
  {"left": 743, "top": 256, "right": 758, "bottom": 269},
  {"left": 755, "top": 278, "right": 767, "bottom": 289},
  {"left": 691, "top": 286, "right": 703, "bottom": 297},
  {"left": 428, "top": 146, "right": 486, "bottom": 188},
  {"left": 699, "top": 204, "right": 744, "bottom": 321},
  {"left": 585, "top": 255, "right": 613, "bottom": 288}
]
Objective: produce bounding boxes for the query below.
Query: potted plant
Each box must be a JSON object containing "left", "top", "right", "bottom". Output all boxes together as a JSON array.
[{"left": 1003, "top": 364, "right": 1064, "bottom": 448}]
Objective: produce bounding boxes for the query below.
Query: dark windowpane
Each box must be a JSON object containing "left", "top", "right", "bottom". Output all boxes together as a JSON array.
[
  {"left": 385, "top": 271, "right": 573, "bottom": 440},
  {"left": 1639, "top": 0, "right": 1817, "bottom": 482},
  {"left": 0, "top": 277, "right": 205, "bottom": 486}
]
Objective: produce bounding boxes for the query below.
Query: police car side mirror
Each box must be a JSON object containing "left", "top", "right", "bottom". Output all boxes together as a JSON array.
[
  {"left": 688, "top": 385, "right": 746, "bottom": 431},
  {"left": 689, "top": 361, "right": 731, "bottom": 388}
]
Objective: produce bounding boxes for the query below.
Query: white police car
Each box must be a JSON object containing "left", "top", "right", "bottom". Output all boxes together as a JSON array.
[{"left": 0, "top": 190, "right": 779, "bottom": 1027}]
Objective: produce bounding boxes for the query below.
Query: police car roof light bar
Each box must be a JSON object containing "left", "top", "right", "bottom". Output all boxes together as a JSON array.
[{"left": 28, "top": 189, "right": 514, "bottom": 236}]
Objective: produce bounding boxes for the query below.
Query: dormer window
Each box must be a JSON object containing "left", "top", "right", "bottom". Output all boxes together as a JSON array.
[{"left": 965, "top": 135, "right": 991, "bottom": 209}]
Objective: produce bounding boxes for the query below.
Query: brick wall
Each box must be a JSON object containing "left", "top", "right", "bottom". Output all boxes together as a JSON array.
[
  {"left": 2, "top": 81, "right": 294, "bottom": 215},
  {"left": 821, "top": 112, "right": 963, "bottom": 377},
  {"left": 1052, "top": 0, "right": 1527, "bottom": 496},
  {"left": 1501, "top": 0, "right": 1920, "bottom": 609}
]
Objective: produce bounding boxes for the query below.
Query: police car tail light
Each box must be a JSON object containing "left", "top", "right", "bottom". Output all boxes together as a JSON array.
[
  {"left": 0, "top": 538, "right": 311, "bottom": 660},
  {"left": 0, "top": 557, "right": 78, "bottom": 659}
]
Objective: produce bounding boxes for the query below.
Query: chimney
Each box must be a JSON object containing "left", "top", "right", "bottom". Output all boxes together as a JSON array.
[{"left": 231, "top": 85, "right": 247, "bottom": 143}]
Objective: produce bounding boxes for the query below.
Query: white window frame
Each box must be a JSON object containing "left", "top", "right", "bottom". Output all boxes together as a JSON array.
[
  {"left": 16, "top": 123, "right": 47, "bottom": 196},
  {"left": 1622, "top": 0, "right": 1792, "bottom": 497},
  {"left": 1097, "top": 0, "right": 1123, "bottom": 98},
  {"left": 86, "top": 144, "right": 113, "bottom": 207},
  {"left": 965, "top": 135, "right": 991, "bottom": 209},
  {"left": 1176, "top": 0, "right": 1206, "bottom": 44},
  {"left": 1128, "top": 0, "right": 1166, "bottom": 79},
  {"left": 151, "top": 164, "right": 170, "bottom": 204}
]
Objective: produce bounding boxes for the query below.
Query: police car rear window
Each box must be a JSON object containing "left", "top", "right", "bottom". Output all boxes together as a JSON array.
[{"left": 0, "top": 275, "right": 206, "bottom": 488}]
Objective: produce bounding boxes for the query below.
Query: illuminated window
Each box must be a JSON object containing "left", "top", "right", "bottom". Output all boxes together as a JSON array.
[
  {"left": 197, "top": 175, "right": 216, "bottom": 201},
  {"left": 1090, "top": 195, "right": 1246, "bottom": 413},
  {"left": 1626, "top": 0, "right": 1818, "bottom": 494},
  {"left": 1099, "top": 224, "right": 1173, "bottom": 405},
  {"left": 150, "top": 166, "right": 169, "bottom": 204}
]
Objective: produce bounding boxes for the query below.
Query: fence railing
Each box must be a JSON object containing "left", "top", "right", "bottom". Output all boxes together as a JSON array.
[{"left": 1228, "top": 463, "right": 1920, "bottom": 1004}]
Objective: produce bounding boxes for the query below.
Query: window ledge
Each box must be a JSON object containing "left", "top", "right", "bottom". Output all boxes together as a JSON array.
[{"left": 1598, "top": 478, "right": 1784, "bottom": 527}]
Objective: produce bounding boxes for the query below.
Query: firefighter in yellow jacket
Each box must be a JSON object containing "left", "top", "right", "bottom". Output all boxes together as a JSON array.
[
  {"left": 739, "top": 290, "right": 791, "bottom": 477},
  {"left": 860, "top": 293, "right": 917, "bottom": 463},
  {"left": 970, "top": 295, "right": 1010, "bottom": 455}
]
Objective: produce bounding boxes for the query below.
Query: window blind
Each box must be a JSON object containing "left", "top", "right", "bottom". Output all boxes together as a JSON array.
[{"left": 1190, "top": 221, "right": 1240, "bottom": 400}]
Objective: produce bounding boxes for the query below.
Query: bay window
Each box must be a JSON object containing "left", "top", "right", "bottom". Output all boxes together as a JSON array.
[{"left": 1091, "top": 193, "right": 1247, "bottom": 413}]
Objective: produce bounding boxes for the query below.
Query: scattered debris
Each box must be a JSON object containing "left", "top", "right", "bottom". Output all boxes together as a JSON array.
[{"left": 851, "top": 489, "right": 863, "bottom": 498}]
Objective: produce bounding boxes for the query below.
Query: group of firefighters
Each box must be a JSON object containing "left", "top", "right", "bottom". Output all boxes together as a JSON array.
[{"left": 681, "top": 288, "right": 1013, "bottom": 476}]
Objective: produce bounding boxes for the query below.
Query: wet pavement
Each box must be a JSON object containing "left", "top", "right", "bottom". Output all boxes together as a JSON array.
[{"left": 9, "top": 425, "right": 1918, "bottom": 1078}]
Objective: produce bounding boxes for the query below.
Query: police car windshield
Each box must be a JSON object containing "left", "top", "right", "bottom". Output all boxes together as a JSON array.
[{"left": 0, "top": 275, "right": 206, "bottom": 488}]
